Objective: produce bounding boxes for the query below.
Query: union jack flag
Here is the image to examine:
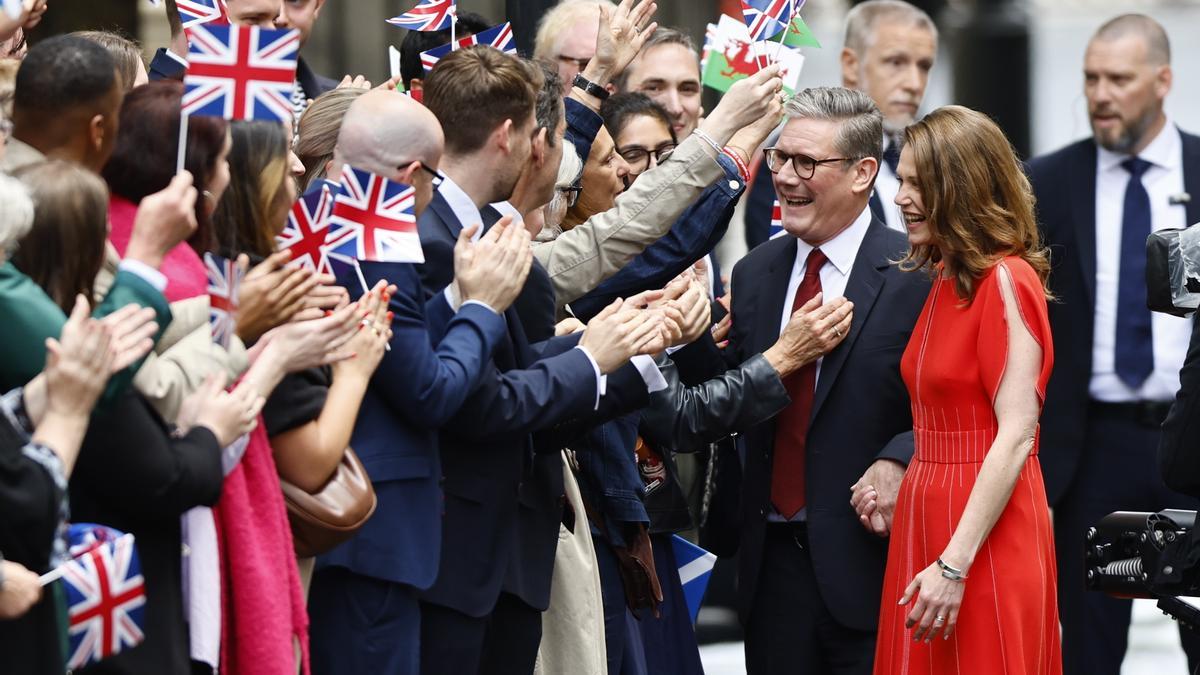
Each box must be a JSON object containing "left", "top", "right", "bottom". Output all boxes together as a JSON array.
[
  {"left": 420, "top": 22, "right": 516, "bottom": 73},
  {"left": 60, "top": 524, "right": 146, "bottom": 670},
  {"left": 205, "top": 252, "right": 243, "bottom": 348},
  {"left": 741, "top": 0, "right": 792, "bottom": 41},
  {"left": 279, "top": 181, "right": 337, "bottom": 274},
  {"left": 769, "top": 199, "right": 786, "bottom": 238},
  {"left": 324, "top": 166, "right": 423, "bottom": 264},
  {"left": 420, "top": 22, "right": 518, "bottom": 72},
  {"left": 183, "top": 24, "right": 299, "bottom": 122},
  {"left": 177, "top": 0, "right": 228, "bottom": 28},
  {"left": 388, "top": 0, "right": 456, "bottom": 32}
]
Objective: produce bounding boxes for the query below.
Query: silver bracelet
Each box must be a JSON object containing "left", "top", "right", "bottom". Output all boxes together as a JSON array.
[
  {"left": 937, "top": 557, "right": 968, "bottom": 581},
  {"left": 691, "top": 128, "right": 724, "bottom": 156}
]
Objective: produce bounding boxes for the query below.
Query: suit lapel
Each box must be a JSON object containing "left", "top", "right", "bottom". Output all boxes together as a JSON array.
[
  {"left": 1181, "top": 131, "right": 1200, "bottom": 227},
  {"left": 748, "top": 237, "right": 799, "bottom": 357},
  {"left": 810, "top": 220, "right": 889, "bottom": 421},
  {"left": 428, "top": 191, "right": 462, "bottom": 239},
  {"left": 1071, "top": 141, "right": 1099, "bottom": 309}
]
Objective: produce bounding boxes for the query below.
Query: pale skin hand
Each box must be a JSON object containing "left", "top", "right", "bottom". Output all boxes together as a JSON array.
[
  {"left": 762, "top": 292, "right": 853, "bottom": 378},
  {"left": 899, "top": 265, "right": 1043, "bottom": 642},
  {"left": 454, "top": 218, "right": 534, "bottom": 312},
  {"left": 0, "top": 560, "right": 42, "bottom": 620},
  {"left": 578, "top": 299, "right": 663, "bottom": 373},
  {"left": 697, "top": 66, "right": 785, "bottom": 147},
  {"left": 580, "top": 0, "right": 659, "bottom": 87},
  {"left": 237, "top": 302, "right": 361, "bottom": 400},
  {"left": 124, "top": 172, "right": 199, "bottom": 270},
  {"left": 183, "top": 375, "right": 265, "bottom": 448},
  {"left": 849, "top": 459, "right": 907, "bottom": 536},
  {"left": 0, "top": 0, "right": 47, "bottom": 42},
  {"left": 236, "top": 251, "right": 320, "bottom": 342}
]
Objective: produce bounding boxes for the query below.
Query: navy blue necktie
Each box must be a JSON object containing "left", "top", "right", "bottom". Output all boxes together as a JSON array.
[
  {"left": 882, "top": 139, "right": 901, "bottom": 176},
  {"left": 1115, "top": 157, "right": 1155, "bottom": 390}
]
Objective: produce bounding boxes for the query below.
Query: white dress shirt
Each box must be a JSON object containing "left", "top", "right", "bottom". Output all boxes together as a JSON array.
[
  {"left": 438, "top": 176, "right": 485, "bottom": 242},
  {"left": 873, "top": 135, "right": 904, "bottom": 233},
  {"left": 768, "top": 204, "right": 872, "bottom": 522},
  {"left": 1091, "top": 121, "right": 1192, "bottom": 402}
]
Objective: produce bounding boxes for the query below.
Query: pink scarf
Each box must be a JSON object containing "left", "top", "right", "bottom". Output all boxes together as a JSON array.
[
  {"left": 214, "top": 422, "right": 311, "bottom": 675},
  {"left": 107, "top": 195, "right": 209, "bottom": 303}
]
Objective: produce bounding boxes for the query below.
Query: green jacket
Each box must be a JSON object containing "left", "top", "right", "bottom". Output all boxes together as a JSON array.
[{"left": 0, "top": 261, "right": 172, "bottom": 398}]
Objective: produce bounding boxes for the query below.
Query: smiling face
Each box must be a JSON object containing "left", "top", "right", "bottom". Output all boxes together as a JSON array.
[
  {"left": 1084, "top": 34, "right": 1170, "bottom": 155},
  {"left": 615, "top": 112, "right": 675, "bottom": 184},
  {"left": 843, "top": 22, "right": 936, "bottom": 134},
  {"left": 276, "top": 0, "right": 325, "bottom": 48},
  {"left": 893, "top": 144, "right": 931, "bottom": 247},
  {"left": 772, "top": 117, "right": 877, "bottom": 246},
  {"left": 622, "top": 44, "right": 702, "bottom": 138}
]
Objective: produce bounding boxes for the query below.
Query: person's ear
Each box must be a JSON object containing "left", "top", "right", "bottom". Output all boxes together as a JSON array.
[
  {"left": 532, "top": 128, "right": 547, "bottom": 166},
  {"left": 852, "top": 157, "right": 879, "bottom": 195},
  {"left": 396, "top": 160, "right": 420, "bottom": 184},
  {"left": 89, "top": 114, "right": 106, "bottom": 152},
  {"left": 841, "top": 47, "right": 860, "bottom": 89},
  {"left": 1157, "top": 64, "right": 1173, "bottom": 100},
  {"left": 323, "top": 158, "right": 335, "bottom": 179},
  {"left": 313, "top": 0, "right": 327, "bottom": 19},
  {"left": 495, "top": 119, "right": 515, "bottom": 154}
]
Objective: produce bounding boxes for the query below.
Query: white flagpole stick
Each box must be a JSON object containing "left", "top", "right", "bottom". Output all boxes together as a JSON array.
[
  {"left": 773, "top": 15, "right": 793, "bottom": 67},
  {"left": 450, "top": 12, "right": 457, "bottom": 50},
  {"left": 39, "top": 566, "right": 65, "bottom": 586},
  {"left": 176, "top": 112, "right": 189, "bottom": 174}
]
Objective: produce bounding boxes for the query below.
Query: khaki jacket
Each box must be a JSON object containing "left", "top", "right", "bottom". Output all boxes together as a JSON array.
[{"left": 532, "top": 134, "right": 726, "bottom": 314}]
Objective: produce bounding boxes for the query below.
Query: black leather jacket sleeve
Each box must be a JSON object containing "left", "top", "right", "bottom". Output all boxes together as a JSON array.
[{"left": 641, "top": 353, "right": 790, "bottom": 453}]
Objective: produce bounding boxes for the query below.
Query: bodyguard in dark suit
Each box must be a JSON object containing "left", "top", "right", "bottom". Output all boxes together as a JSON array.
[
  {"left": 725, "top": 88, "right": 928, "bottom": 675},
  {"left": 1028, "top": 15, "right": 1200, "bottom": 675},
  {"left": 308, "top": 91, "right": 534, "bottom": 675}
]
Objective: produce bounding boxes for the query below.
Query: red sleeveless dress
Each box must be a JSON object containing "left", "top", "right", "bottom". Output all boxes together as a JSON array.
[{"left": 873, "top": 258, "right": 1062, "bottom": 675}]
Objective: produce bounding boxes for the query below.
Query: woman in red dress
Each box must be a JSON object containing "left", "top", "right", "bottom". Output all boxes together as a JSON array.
[{"left": 870, "top": 105, "right": 1062, "bottom": 674}]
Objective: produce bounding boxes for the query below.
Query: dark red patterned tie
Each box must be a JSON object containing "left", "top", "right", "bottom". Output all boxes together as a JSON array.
[{"left": 770, "top": 247, "right": 827, "bottom": 519}]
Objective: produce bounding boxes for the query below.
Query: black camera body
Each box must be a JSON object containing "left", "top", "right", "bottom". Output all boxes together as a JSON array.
[{"left": 1085, "top": 510, "right": 1200, "bottom": 629}]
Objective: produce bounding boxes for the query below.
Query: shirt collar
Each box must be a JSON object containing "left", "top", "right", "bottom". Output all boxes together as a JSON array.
[
  {"left": 437, "top": 175, "right": 483, "bottom": 236},
  {"left": 793, "top": 204, "right": 873, "bottom": 277},
  {"left": 489, "top": 200, "right": 523, "bottom": 224},
  {"left": 1096, "top": 117, "right": 1181, "bottom": 172}
]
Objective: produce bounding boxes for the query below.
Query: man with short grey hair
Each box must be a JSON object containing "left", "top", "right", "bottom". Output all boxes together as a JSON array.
[{"left": 724, "top": 86, "right": 929, "bottom": 674}]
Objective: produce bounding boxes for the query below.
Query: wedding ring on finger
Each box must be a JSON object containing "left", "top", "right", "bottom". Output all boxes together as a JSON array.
[{"left": 934, "top": 615, "right": 946, "bottom": 624}]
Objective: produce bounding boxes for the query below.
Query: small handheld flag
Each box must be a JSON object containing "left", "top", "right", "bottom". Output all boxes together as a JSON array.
[
  {"left": 672, "top": 535, "right": 717, "bottom": 624},
  {"left": 57, "top": 524, "right": 147, "bottom": 670},
  {"left": 769, "top": 199, "right": 786, "bottom": 238},
  {"left": 741, "top": 0, "right": 791, "bottom": 42},
  {"left": 419, "top": 22, "right": 516, "bottom": 73},
  {"left": 324, "top": 166, "right": 424, "bottom": 265},
  {"left": 279, "top": 181, "right": 336, "bottom": 274},
  {"left": 182, "top": 24, "right": 300, "bottom": 123},
  {"left": 176, "top": 0, "right": 228, "bottom": 29},
  {"left": 388, "top": 0, "right": 456, "bottom": 32},
  {"left": 204, "top": 252, "right": 242, "bottom": 349}
]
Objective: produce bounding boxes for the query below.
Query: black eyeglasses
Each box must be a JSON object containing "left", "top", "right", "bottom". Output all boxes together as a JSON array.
[
  {"left": 416, "top": 161, "right": 443, "bottom": 187},
  {"left": 557, "top": 54, "right": 591, "bottom": 72},
  {"left": 763, "top": 148, "right": 859, "bottom": 180},
  {"left": 618, "top": 143, "right": 677, "bottom": 173},
  {"left": 557, "top": 184, "right": 582, "bottom": 208}
]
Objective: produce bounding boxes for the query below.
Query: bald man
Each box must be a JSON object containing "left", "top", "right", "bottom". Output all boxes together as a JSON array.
[
  {"left": 1028, "top": 14, "right": 1200, "bottom": 675},
  {"left": 309, "top": 91, "right": 535, "bottom": 675}
]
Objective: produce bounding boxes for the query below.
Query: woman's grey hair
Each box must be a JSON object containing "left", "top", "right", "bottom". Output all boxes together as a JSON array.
[
  {"left": 545, "top": 142, "right": 584, "bottom": 228},
  {"left": 784, "top": 87, "right": 884, "bottom": 163},
  {"left": 844, "top": 0, "right": 938, "bottom": 56},
  {"left": 0, "top": 172, "right": 34, "bottom": 260}
]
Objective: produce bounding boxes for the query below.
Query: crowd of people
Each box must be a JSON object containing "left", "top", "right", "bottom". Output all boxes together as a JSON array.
[{"left": 0, "top": 0, "right": 1197, "bottom": 674}]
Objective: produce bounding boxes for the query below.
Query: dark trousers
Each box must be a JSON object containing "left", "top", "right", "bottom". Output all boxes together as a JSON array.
[
  {"left": 594, "top": 533, "right": 649, "bottom": 675},
  {"left": 1055, "top": 409, "right": 1200, "bottom": 675},
  {"left": 744, "top": 524, "right": 876, "bottom": 675},
  {"left": 419, "top": 592, "right": 543, "bottom": 675},
  {"left": 639, "top": 533, "right": 705, "bottom": 675},
  {"left": 308, "top": 567, "right": 421, "bottom": 675}
]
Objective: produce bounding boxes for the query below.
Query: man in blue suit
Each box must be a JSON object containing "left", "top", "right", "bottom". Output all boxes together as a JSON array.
[
  {"left": 1027, "top": 14, "right": 1200, "bottom": 675},
  {"left": 414, "top": 46, "right": 671, "bottom": 675},
  {"left": 308, "top": 90, "right": 538, "bottom": 675}
]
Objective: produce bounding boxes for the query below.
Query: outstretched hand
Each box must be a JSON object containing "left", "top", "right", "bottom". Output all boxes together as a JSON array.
[{"left": 587, "top": 0, "right": 659, "bottom": 85}]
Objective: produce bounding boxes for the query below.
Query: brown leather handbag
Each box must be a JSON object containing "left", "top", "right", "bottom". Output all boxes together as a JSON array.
[{"left": 280, "top": 448, "right": 377, "bottom": 558}]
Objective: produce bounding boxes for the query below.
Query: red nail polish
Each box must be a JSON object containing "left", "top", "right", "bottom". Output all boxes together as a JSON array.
[{"left": 386, "top": 311, "right": 394, "bottom": 321}]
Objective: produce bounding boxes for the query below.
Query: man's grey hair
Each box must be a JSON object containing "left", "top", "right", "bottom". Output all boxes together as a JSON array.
[
  {"left": 613, "top": 27, "right": 698, "bottom": 92},
  {"left": 784, "top": 87, "right": 884, "bottom": 163},
  {"left": 0, "top": 173, "right": 34, "bottom": 261},
  {"left": 1092, "top": 13, "right": 1171, "bottom": 65},
  {"left": 844, "top": 0, "right": 938, "bottom": 55}
]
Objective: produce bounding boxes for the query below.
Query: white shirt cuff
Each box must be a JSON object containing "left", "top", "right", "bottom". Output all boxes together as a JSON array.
[
  {"left": 631, "top": 354, "right": 668, "bottom": 393},
  {"left": 460, "top": 299, "right": 499, "bottom": 315},
  {"left": 665, "top": 345, "right": 686, "bottom": 355},
  {"left": 573, "top": 345, "right": 604, "bottom": 410},
  {"left": 118, "top": 259, "right": 168, "bottom": 292},
  {"left": 443, "top": 286, "right": 459, "bottom": 311}
]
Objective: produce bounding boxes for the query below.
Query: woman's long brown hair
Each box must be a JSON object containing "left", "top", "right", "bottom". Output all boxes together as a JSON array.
[{"left": 897, "top": 105, "right": 1052, "bottom": 301}]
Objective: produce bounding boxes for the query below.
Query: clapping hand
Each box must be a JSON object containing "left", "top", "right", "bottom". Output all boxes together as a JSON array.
[
  {"left": 236, "top": 251, "right": 320, "bottom": 343},
  {"left": 453, "top": 218, "right": 533, "bottom": 312},
  {"left": 178, "top": 374, "right": 265, "bottom": 448},
  {"left": 333, "top": 280, "right": 395, "bottom": 382}
]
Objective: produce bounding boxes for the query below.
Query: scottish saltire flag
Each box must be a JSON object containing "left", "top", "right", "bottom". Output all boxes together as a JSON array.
[
  {"left": 672, "top": 535, "right": 716, "bottom": 623},
  {"left": 769, "top": 199, "right": 786, "bottom": 238},
  {"left": 388, "top": 0, "right": 455, "bottom": 32},
  {"left": 419, "top": 22, "right": 515, "bottom": 73},
  {"left": 60, "top": 524, "right": 146, "bottom": 670},
  {"left": 182, "top": 24, "right": 299, "bottom": 122},
  {"left": 324, "top": 166, "right": 423, "bottom": 264},
  {"left": 204, "top": 252, "right": 242, "bottom": 348},
  {"left": 177, "top": 0, "right": 228, "bottom": 28},
  {"left": 741, "top": 0, "right": 792, "bottom": 41},
  {"left": 279, "top": 181, "right": 337, "bottom": 274}
]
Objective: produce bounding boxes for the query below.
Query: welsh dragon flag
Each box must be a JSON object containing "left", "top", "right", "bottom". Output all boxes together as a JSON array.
[{"left": 701, "top": 14, "right": 806, "bottom": 96}]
